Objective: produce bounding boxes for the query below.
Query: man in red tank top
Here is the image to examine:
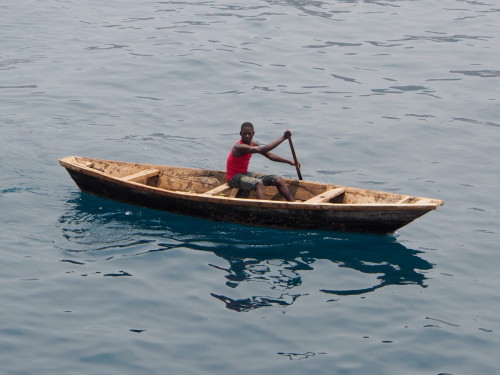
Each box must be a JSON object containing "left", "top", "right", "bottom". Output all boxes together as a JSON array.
[{"left": 226, "top": 122, "right": 299, "bottom": 202}]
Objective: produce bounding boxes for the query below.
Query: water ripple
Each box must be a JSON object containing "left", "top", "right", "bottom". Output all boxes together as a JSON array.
[
  {"left": 450, "top": 70, "right": 500, "bottom": 78},
  {"left": 453, "top": 117, "right": 500, "bottom": 128}
]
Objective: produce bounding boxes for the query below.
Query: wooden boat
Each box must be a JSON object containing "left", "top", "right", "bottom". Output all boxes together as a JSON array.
[{"left": 59, "top": 156, "right": 444, "bottom": 234}]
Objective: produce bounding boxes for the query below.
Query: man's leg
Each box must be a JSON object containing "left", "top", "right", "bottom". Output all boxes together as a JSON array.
[
  {"left": 255, "top": 181, "right": 265, "bottom": 199},
  {"left": 275, "top": 177, "right": 294, "bottom": 202}
]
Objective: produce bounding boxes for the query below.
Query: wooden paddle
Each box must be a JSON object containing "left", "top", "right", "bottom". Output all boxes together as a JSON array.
[{"left": 288, "top": 137, "right": 303, "bottom": 180}]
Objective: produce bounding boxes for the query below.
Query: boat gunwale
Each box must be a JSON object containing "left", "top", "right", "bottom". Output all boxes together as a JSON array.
[{"left": 59, "top": 156, "right": 443, "bottom": 212}]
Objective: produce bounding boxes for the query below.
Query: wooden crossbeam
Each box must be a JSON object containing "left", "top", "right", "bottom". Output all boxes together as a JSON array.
[
  {"left": 81, "top": 161, "right": 94, "bottom": 168},
  {"left": 397, "top": 197, "right": 434, "bottom": 205},
  {"left": 121, "top": 169, "right": 160, "bottom": 182},
  {"left": 396, "top": 196, "right": 413, "bottom": 204},
  {"left": 304, "top": 188, "right": 345, "bottom": 204},
  {"left": 415, "top": 199, "right": 433, "bottom": 205}
]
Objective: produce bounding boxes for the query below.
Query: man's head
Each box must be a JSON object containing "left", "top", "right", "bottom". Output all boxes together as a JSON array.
[{"left": 240, "top": 122, "right": 255, "bottom": 144}]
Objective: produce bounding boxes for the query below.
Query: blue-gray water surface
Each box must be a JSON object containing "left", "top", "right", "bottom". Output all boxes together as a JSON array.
[{"left": 1, "top": 1, "right": 499, "bottom": 374}]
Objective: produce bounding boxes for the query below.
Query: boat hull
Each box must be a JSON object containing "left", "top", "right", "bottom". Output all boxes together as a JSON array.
[{"left": 65, "top": 168, "right": 434, "bottom": 234}]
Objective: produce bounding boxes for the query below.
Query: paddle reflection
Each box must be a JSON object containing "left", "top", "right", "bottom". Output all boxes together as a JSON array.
[{"left": 59, "top": 193, "right": 433, "bottom": 312}]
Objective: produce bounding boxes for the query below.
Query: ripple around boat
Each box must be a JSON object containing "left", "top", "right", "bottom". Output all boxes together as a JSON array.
[{"left": 59, "top": 156, "right": 444, "bottom": 234}]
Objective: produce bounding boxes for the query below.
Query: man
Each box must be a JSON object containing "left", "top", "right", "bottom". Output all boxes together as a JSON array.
[{"left": 226, "top": 122, "right": 299, "bottom": 202}]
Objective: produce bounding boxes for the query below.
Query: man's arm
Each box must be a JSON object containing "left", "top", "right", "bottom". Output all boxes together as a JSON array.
[
  {"left": 263, "top": 151, "right": 296, "bottom": 166},
  {"left": 232, "top": 130, "right": 291, "bottom": 157}
]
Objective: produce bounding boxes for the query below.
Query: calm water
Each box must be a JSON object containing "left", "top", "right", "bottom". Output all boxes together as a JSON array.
[{"left": 1, "top": 0, "right": 499, "bottom": 374}]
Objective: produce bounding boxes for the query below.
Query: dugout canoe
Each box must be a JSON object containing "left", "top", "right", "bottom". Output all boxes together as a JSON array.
[{"left": 59, "top": 156, "right": 444, "bottom": 234}]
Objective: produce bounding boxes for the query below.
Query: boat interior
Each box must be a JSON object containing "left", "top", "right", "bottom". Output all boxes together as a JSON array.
[{"left": 64, "top": 156, "right": 444, "bottom": 206}]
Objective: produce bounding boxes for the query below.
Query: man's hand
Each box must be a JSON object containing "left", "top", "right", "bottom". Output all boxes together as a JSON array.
[{"left": 284, "top": 130, "right": 292, "bottom": 139}]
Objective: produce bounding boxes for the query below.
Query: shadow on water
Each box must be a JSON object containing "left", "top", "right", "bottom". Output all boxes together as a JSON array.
[{"left": 58, "top": 193, "right": 434, "bottom": 311}]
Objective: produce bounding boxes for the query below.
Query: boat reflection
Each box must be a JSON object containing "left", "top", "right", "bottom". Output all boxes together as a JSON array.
[
  {"left": 59, "top": 192, "right": 433, "bottom": 312},
  {"left": 208, "top": 236, "right": 432, "bottom": 311}
]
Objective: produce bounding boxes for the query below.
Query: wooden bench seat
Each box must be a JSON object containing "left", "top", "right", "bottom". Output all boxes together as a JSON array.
[
  {"left": 203, "top": 183, "right": 239, "bottom": 197},
  {"left": 121, "top": 169, "right": 160, "bottom": 182},
  {"left": 304, "top": 188, "right": 345, "bottom": 204}
]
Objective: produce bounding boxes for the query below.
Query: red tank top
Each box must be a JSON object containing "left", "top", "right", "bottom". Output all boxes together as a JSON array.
[{"left": 226, "top": 141, "right": 253, "bottom": 181}]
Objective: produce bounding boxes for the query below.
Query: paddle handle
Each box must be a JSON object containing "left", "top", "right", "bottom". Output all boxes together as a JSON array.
[{"left": 288, "top": 138, "right": 303, "bottom": 180}]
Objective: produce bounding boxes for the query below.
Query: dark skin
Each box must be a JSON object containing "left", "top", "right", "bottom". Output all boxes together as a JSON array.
[{"left": 231, "top": 126, "right": 300, "bottom": 202}]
